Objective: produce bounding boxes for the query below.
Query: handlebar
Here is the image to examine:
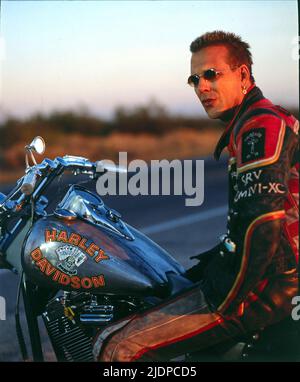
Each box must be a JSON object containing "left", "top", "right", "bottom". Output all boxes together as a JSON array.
[
  {"left": 3, "top": 155, "right": 127, "bottom": 210},
  {"left": 96, "top": 161, "right": 127, "bottom": 174}
]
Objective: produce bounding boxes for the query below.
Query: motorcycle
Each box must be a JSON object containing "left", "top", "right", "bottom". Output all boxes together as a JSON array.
[
  {"left": 0, "top": 136, "right": 196, "bottom": 362},
  {"left": 0, "top": 137, "right": 298, "bottom": 362}
]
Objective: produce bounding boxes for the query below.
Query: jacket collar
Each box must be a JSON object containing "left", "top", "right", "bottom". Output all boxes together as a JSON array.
[{"left": 214, "top": 85, "right": 265, "bottom": 160}]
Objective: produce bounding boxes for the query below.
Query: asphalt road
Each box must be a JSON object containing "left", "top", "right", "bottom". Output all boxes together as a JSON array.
[{"left": 0, "top": 156, "right": 228, "bottom": 361}]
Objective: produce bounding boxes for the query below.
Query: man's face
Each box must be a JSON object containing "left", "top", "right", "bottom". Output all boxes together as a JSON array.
[{"left": 190, "top": 45, "right": 244, "bottom": 119}]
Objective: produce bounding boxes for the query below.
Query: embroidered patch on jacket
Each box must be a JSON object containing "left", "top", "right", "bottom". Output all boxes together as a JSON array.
[{"left": 241, "top": 128, "right": 265, "bottom": 163}]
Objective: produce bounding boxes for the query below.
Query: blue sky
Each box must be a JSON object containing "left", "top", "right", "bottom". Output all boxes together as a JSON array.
[{"left": 0, "top": 1, "right": 298, "bottom": 120}]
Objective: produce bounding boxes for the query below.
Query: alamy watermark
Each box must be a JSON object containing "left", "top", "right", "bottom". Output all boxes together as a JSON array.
[
  {"left": 0, "top": 296, "right": 6, "bottom": 320},
  {"left": 291, "top": 296, "right": 300, "bottom": 321},
  {"left": 96, "top": 153, "right": 204, "bottom": 207}
]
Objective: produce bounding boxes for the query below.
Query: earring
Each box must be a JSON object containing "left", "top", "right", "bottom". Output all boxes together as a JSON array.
[{"left": 242, "top": 86, "right": 247, "bottom": 95}]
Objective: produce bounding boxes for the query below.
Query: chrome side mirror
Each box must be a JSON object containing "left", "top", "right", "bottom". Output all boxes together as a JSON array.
[
  {"left": 28, "top": 136, "right": 45, "bottom": 155},
  {"left": 25, "top": 136, "right": 46, "bottom": 168}
]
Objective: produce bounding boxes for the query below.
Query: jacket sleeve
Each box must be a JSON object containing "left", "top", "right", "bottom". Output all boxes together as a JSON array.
[{"left": 218, "top": 112, "right": 298, "bottom": 315}]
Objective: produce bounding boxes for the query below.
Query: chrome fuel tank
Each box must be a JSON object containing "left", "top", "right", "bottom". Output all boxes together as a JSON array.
[{"left": 22, "top": 212, "right": 185, "bottom": 297}]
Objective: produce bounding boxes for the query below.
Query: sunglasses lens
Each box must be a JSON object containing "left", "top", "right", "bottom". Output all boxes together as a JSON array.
[
  {"left": 203, "top": 69, "right": 217, "bottom": 80},
  {"left": 188, "top": 69, "right": 219, "bottom": 87},
  {"left": 188, "top": 75, "right": 199, "bottom": 87}
]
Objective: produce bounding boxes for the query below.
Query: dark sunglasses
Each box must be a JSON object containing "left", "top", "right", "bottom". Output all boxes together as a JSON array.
[{"left": 187, "top": 68, "right": 222, "bottom": 87}]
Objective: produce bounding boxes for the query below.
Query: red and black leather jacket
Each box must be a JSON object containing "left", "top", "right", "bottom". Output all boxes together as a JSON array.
[{"left": 201, "top": 85, "right": 299, "bottom": 315}]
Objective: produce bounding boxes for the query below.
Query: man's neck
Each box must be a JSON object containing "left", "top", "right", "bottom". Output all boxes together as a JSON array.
[
  {"left": 219, "top": 84, "right": 257, "bottom": 124},
  {"left": 219, "top": 104, "right": 240, "bottom": 123}
]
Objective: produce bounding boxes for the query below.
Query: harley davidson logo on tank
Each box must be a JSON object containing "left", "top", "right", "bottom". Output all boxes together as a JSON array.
[{"left": 29, "top": 229, "right": 110, "bottom": 290}]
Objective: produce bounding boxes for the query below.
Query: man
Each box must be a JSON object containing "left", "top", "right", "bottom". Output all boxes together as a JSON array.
[{"left": 94, "top": 31, "right": 299, "bottom": 361}]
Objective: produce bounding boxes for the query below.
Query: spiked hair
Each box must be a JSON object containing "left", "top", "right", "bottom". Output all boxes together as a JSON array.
[{"left": 190, "top": 31, "right": 255, "bottom": 83}]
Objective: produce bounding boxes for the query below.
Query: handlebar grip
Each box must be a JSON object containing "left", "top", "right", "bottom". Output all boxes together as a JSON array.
[
  {"left": 21, "top": 171, "right": 38, "bottom": 195},
  {"left": 96, "top": 161, "right": 127, "bottom": 174}
]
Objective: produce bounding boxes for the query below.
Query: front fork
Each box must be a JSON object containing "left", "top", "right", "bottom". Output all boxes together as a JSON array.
[{"left": 21, "top": 278, "right": 44, "bottom": 361}]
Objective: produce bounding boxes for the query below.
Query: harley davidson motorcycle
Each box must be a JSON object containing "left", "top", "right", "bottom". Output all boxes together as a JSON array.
[
  {"left": 0, "top": 136, "right": 197, "bottom": 362},
  {"left": 0, "top": 137, "right": 298, "bottom": 362}
]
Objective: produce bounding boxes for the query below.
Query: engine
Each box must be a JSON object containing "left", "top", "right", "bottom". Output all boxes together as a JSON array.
[{"left": 42, "top": 292, "right": 151, "bottom": 362}]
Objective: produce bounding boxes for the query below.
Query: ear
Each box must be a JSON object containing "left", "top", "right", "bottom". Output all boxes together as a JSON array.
[{"left": 240, "top": 65, "right": 250, "bottom": 83}]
